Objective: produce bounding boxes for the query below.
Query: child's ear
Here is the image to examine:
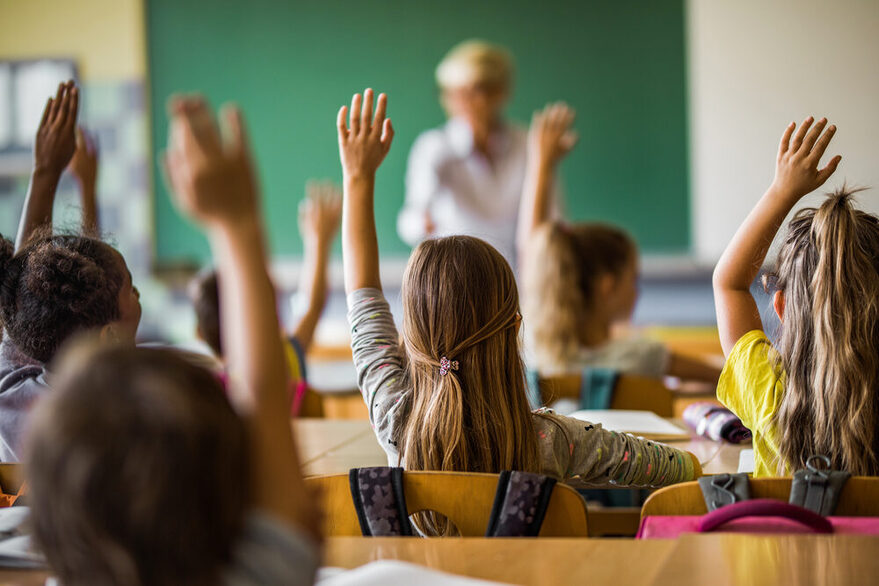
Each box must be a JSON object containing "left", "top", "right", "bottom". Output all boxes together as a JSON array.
[
  {"left": 99, "top": 323, "right": 119, "bottom": 344},
  {"left": 599, "top": 273, "right": 616, "bottom": 299},
  {"left": 773, "top": 290, "right": 786, "bottom": 323}
]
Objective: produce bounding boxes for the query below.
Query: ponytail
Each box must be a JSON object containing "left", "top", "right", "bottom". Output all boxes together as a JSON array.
[{"left": 773, "top": 188, "right": 879, "bottom": 474}]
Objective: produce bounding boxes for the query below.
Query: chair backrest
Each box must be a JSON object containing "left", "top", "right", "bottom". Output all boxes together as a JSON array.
[
  {"left": 539, "top": 373, "right": 674, "bottom": 417},
  {"left": 0, "top": 464, "right": 22, "bottom": 494},
  {"left": 641, "top": 477, "right": 879, "bottom": 518},
  {"left": 307, "top": 470, "right": 589, "bottom": 537}
]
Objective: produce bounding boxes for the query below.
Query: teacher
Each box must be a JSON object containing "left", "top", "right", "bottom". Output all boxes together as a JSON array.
[{"left": 397, "top": 40, "right": 558, "bottom": 267}]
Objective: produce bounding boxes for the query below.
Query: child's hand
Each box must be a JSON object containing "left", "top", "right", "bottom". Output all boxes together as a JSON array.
[
  {"left": 528, "top": 102, "right": 578, "bottom": 169},
  {"left": 34, "top": 81, "right": 78, "bottom": 176},
  {"left": 68, "top": 127, "right": 99, "bottom": 191},
  {"left": 299, "top": 180, "right": 342, "bottom": 248},
  {"left": 337, "top": 89, "right": 394, "bottom": 179},
  {"left": 163, "top": 96, "right": 259, "bottom": 230},
  {"left": 771, "top": 116, "right": 841, "bottom": 201}
]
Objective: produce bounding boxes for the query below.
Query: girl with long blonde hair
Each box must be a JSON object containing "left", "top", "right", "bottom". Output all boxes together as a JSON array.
[
  {"left": 338, "top": 89, "right": 699, "bottom": 512},
  {"left": 518, "top": 104, "right": 721, "bottom": 386},
  {"left": 714, "top": 116, "right": 879, "bottom": 476}
]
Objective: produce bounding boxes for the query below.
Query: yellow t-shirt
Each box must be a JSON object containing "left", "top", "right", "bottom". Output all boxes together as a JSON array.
[{"left": 716, "top": 330, "right": 786, "bottom": 477}]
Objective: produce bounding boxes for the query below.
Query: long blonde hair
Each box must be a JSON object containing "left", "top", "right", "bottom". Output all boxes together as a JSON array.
[
  {"left": 400, "top": 236, "right": 538, "bottom": 478},
  {"left": 771, "top": 189, "right": 879, "bottom": 475},
  {"left": 523, "top": 222, "right": 636, "bottom": 372}
]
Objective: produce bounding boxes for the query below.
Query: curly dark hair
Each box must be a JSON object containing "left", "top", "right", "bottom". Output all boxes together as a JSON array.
[
  {"left": 189, "top": 269, "right": 222, "bottom": 357},
  {"left": 0, "top": 231, "right": 125, "bottom": 363}
]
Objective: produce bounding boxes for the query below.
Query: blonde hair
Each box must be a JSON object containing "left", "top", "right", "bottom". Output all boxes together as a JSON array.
[
  {"left": 770, "top": 189, "right": 879, "bottom": 475},
  {"left": 523, "top": 222, "right": 636, "bottom": 373},
  {"left": 435, "top": 40, "right": 513, "bottom": 90}
]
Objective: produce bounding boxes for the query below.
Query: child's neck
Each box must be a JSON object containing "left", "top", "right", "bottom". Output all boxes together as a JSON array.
[{"left": 579, "top": 314, "right": 612, "bottom": 348}]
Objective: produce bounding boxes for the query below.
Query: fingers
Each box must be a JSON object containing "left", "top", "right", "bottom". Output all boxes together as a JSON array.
[
  {"left": 39, "top": 98, "right": 53, "bottom": 128},
  {"left": 64, "top": 85, "right": 79, "bottom": 131},
  {"left": 809, "top": 123, "right": 836, "bottom": 163},
  {"left": 789, "top": 116, "right": 814, "bottom": 152},
  {"left": 372, "top": 93, "right": 387, "bottom": 137},
  {"left": 220, "top": 104, "right": 250, "bottom": 155},
  {"left": 815, "top": 154, "right": 842, "bottom": 186},
  {"left": 800, "top": 117, "right": 827, "bottom": 153},
  {"left": 381, "top": 118, "right": 394, "bottom": 154},
  {"left": 778, "top": 121, "right": 795, "bottom": 156},
  {"left": 350, "top": 93, "right": 362, "bottom": 135},
  {"left": 362, "top": 89, "right": 374, "bottom": 134},
  {"left": 178, "top": 96, "right": 222, "bottom": 157},
  {"left": 560, "top": 131, "right": 579, "bottom": 152},
  {"left": 47, "top": 82, "right": 64, "bottom": 124},
  {"left": 337, "top": 105, "right": 349, "bottom": 141}
]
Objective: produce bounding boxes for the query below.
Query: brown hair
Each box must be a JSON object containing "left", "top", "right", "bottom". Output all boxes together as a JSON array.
[
  {"left": 0, "top": 230, "right": 125, "bottom": 363},
  {"left": 400, "top": 236, "right": 538, "bottom": 472},
  {"left": 769, "top": 189, "right": 879, "bottom": 474},
  {"left": 189, "top": 269, "right": 222, "bottom": 357},
  {"left": 523, "top": 221, "right": 636, "bottom": 372},
  {"left": 25, "top": 343, "right": 249, "bottom": 586}
]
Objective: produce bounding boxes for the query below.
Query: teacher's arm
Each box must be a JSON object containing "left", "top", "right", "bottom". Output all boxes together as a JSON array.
[{"left": 397, "top": 132, "right": 440, "bottom": 246}]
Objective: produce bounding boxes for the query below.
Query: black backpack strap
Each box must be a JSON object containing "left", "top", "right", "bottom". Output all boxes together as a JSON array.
[
  {"left": 698, "top": 473, "right": 751, "bottom": 511},
  {"left": 789, "top": 455, "right": 851, "bottom": 516},
  {"left": 485, "top": 470, "right": 557, "bottom": 537},
  {"left": 348, "top": 467, "right": 413, "bottom": 536}
]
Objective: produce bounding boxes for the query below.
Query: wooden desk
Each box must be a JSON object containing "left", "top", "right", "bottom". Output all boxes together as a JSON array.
[
  {"left": 652, "top": 533, "right": 879, "bottom": 586},
  {"left": 295, "top": 419, "right": 748, "bottom": 478},
  {"left": 325, "top": 536, "right": 676, "bottom": 585}
]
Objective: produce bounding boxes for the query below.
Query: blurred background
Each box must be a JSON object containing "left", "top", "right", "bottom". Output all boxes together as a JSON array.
[{"left": 0, "top": 0, "right": 877, "bottom": 346}]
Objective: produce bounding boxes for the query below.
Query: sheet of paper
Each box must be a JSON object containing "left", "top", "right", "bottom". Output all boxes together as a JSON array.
[
  {"left": 737, "top": 449, "right": 755, "bottom": 474},
  {"left": 568, "top": 409, "right": 690, "bottom": 439},
  {"left": 318, "top": 561, "right": 512, "bottom": 586}
]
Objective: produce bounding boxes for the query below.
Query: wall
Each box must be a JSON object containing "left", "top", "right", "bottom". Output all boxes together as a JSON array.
[{"left": 688, "top": 0, "right": 879, "bottom": 262}]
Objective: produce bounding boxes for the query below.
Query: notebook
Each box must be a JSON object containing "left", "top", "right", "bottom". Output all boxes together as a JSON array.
[{"left": 568, "top": 409, "right": 690, "bottom": 441}]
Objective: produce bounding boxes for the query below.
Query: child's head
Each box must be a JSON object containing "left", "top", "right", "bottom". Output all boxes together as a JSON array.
[
  {"left": 769, "top": 189, "right": 879, "bottom": 475},
  {"left": 400, "top": 235, "right": 537, "bottom": 475},
  {"left": 523, "top": 221, "right": 638, "bottom": 371},
  {"left": 190, "top": 269, "right": 222, "bottom": 357},
  {"left": 436, "top": 40, "right": 513, "bottom": 131},
  {"left": 25, "top": 342, "right": 249, "bottom": 586},
  {"left": 0, "top": 232, "right": 140, "bottom": 363}
]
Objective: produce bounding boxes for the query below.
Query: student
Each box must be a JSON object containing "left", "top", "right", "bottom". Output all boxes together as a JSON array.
[
  {"left": 0, "top": 82, "right": 141, "bottom": 462},
  {"left": 397, "top": 40, "right": 559, "bottom": 267},
  {"left": 339, "top": 90, "right": 700, "bottom": 512},
  {"left": 191, "top": 181, "right": 341, "bottom": 413},
  {"left": 714, "top": 117, "right": 878, "bottom": 476},
  {"left": 25, "top": 95, "right": 320, "bottom": 586},
  {"left": 519, "top": 103, "right": 721, "bottom": 386}
]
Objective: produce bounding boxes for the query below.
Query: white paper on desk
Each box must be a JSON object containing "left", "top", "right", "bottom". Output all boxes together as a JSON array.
[
  {"left": 738, "top": 449, "right": 755, "bottom": 474},
  {"left": 318, "top": 561, "right": 512, "bottom": 586},
  {"left": 568, "top": 409, "right": 689, "bottom": 438}
]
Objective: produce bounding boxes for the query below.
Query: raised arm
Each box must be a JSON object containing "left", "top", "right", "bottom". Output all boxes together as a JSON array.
[
  {"left": 713, "top": 117, "right": 840, "bottom": 355},
  {"left": 516, "top": 102, "right": 577, "bottom": 258},
  {"left": 16, "top": 81, "right": 78, "bottom": 250},
  {"left": 163, "top": 96, "right": 317, "bottom": 538},
  {"left": 337, "top": 89, "right": 394, "bottom": 294},
  {"left": 290, "top": 180, "right": 341, "bottom": 350},
  {"left": 68, "top": 127, "right": 100, "bottom": 233}
]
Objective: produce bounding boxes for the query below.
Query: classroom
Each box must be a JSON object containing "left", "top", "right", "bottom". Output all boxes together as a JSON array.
[{"left": 0, "top": 0, "right": 878, "bottom": 584}]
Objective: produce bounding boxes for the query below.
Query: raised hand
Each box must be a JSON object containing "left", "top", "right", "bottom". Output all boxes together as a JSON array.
[
  {"left": 772, "top": 116, "right": 841, "bottom": 201},
  {"left": 337, "top": 89, "right": 394, "bottom": 179},
  {"left": 69, "top": 127, "right": 99, "bottom": 191},
  {"left": 34, "top": 81, "right": 79, "bottom": 176},
  {"left": 528, "top": 102, "right": 578, "bottom": 169},
  {"left": 163, "top": 96, "right": 259, "bottom": 229},
  {"left": 299, "top": 180, "right": 342, "bottom": 248}
]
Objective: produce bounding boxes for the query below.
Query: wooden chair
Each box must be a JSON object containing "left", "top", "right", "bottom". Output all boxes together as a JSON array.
[
  {"left": 0, "top": 464, "right": 22, "bottom": 494},
  {"left": 641, "top": 477, "right": 879, "bottom": 519},
  {"left": 306, "top": 470, "right": 589, "bottom": 537},
  {"left": 539, "top": 373, "right": 675, "bottom": 417}
]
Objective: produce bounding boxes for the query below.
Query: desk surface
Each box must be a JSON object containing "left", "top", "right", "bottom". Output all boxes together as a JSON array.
[{"left": 294, "top": 419, "right": 748, "bottom": 478}]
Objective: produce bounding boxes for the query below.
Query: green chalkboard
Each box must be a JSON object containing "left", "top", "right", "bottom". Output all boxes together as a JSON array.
[{"left": 147, "top": 0, "right": 689, "bottom": 264}]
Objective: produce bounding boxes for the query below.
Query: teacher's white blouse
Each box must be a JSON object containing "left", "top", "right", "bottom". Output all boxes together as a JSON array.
[{"left": 398, "top": 117, "right": 558, "bottom": 267}]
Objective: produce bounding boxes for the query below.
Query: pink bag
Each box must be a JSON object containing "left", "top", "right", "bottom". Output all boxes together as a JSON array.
[{"left": 637, "top": 499, "right": 879, "bottom": 538}]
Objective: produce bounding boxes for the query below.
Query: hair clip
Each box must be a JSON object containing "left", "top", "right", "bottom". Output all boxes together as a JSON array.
[{"left": 439, "top": 356, "right": 459, "bottom": 376}]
